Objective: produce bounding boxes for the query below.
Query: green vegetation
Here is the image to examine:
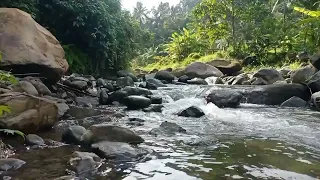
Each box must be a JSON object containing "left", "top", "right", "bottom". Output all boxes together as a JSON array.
[
  {"left": 0, "top": 0, "right": 319, "bottom": 75},
  {"left": 133, "top": 0, "right": 320, "bottom": 73},
  {"left": 0, "top": 0, "right": 151, "bottom": 76}
]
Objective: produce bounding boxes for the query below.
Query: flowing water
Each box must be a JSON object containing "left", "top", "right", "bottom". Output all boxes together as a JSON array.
[{"left": 2, "top": 85, "right": 320, "bottom": 180}]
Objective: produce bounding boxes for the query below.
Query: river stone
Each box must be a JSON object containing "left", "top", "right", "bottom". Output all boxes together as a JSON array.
[
  {"left": 251, "top": 77, "right": 268, "bottom": 85},
  {"left": 99, "top": 89, "right": 109, "bottom": 105},
  {"left": 185, "top": 62, "right": 223, "bottom": 79},
  {"left": 0, "top": 158, "right": 26, "bottom": 171},
  {"left": 187, "top": 78, "right": 208, "bottom": 85},
  {"left": 155, "top": 70, "right": 175, "bottom": 83},
  {"left": 178, "top": 106, "right": 205, "bottom": 118},
  {"left": 178, "top": 75, "right": 191, "bottom": 83},
  {"left": 96, "top": 78, "right": 107, "bottom": 88},
  {"left": 143, "top": 104, "right": 164, "bottom": 113},
  {"left": 0, "top": 8, "right": 69, "bottom": 83},
  {"left": 232, "top": 74, "right": 248, "bottom": 85},
  {"left": 280, "top": 96, "right": 308, "bottom": 107},
  {"left": 91, "top": 141, "right": 148, "bottom": 161},
  {"left": 146, "top": 82, "right": 157, "bottom": 90},
  {"left": 24, "top": 77, "right": 52, "bottom": 95},
  {"left": 123, "top": 95, "right": 151, "bottom": 110},
  {"left": 150, "top": 121, "right": 186, "bottom": 136},
  {"left": 146, "top": 78, "right": 167, "bottom": 88},
  {"left": 65, "top": 80, "right": 88, "bottom": 90},
  {"left": 117, "top": 70, "right": 138, "bottom": 82},
  {"left": 25, "top": 134, "right": 45, "bottom": 146},
  {"left": 150, "top": 96, "right": 163, "bottom": 104},
  {"left": 0, "top": 92, "right": 59, "bottom": 133},
  {"left": 12, "top": 81, "right": 39, "bottom": 96},
  {"left": 206, "top": 59, "right": 242, "bottom": 75},
  {"left": 311, "top": 91, "right": 320, "bottom": 109},
  {"left": 307, "top": 71, "right": 320, "bottom": 93},
  {"left": 68, "top": 151, "right": 101, "bottom": 175},
  {"left": 116, "top": 77, "right": 134, "bottom": 88},
  {"left": 253, "top": 68, "right": 284, "bottom": 84},
  {"left": 291, "top": 65, "right": 316, "bottom": 83},
  {"left": 279, "top": 68, "right": 291, "bottom": 78},
  {"left": 244, "top": 84, "right": 310, "bottom": 105},
  {"left": 62, "top": 125, "right": 87, "bottom": 145},
  {"left": 85, "top": 124, "right": 144, "bottom": 145},
  {"left": 53, "top": 176, "right": 77, "bottom": 180},
  {"left": 207, "top": 91, "right": 243, "bottom": 108},
  {"left": 310, "top": 52, "right": 320, "bottom": 70}
]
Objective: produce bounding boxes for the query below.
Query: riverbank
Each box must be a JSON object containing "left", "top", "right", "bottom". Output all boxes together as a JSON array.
[{"left": 133, "top": 52, "right": 306, "bottom": 74}]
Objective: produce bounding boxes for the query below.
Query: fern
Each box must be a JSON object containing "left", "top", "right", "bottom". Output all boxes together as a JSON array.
[{"left": 0, "top": 129, "right": 25, "bottom": 139}]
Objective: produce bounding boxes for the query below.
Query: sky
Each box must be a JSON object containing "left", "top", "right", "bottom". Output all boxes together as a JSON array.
[{"left": 121, "top": 0, "right": 180, "bottom": 12}]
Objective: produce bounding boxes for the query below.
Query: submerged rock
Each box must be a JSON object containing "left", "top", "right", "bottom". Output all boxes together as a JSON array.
[
  {"left": 178, "top": 106, "right": 205, "bottom": 118},
  {"left": 0, "top": 158, "right": 26, "bottom": 171},
  {"left": 207, "top": 91, "right": 243, "bottom": 108},
  {"left": 91, "top": 141, "right": 148, "bottom": 161},
  {"left": 280, "top": 96, "right": 308, "bottom": 107},
  {"left": 62, "top": 126, "right": 87, "bottom": 145},
  {"left": 143, "top": 104, "right": 164, "bottom": 113},
  {"left": 68, "top": 151, "right": 101, "bottom": 176},
  {"left": 83, "top": 124, "right": 144, "bottom": 145},
  {"left": 146, "top": 78, "right": 167, "bottom": 88},
  {"left": 150, "top": 121, "right": 186, "bottom": 136},
  {"left": 187, "top": 78, "right": 208, "bottom": 85}
]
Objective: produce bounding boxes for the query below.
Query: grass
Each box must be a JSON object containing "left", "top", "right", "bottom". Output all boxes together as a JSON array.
[
  {"left": 133, "top": 51, "right": 305, "bottom": 74},
  {"left": 242, "top": 61, "right": 304, "bottom": 73},
  {"left": 139, "top": 51, "right": 231, "bottom": 72}
]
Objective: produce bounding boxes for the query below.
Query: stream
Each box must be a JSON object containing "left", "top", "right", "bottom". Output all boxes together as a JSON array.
[{"left": 2, "top": 84, "right": 320, "bottom": 180}]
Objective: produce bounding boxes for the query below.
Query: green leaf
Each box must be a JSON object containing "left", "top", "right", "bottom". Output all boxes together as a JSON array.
[
  {"left": 293, "top": 7, "right": 320, "bottom": 17},
  {"left": 0, "top": 129, "right": 25, "bottom": 139},
  {"left": 0, "top": 105, "right": 11, "bottom": 116}
]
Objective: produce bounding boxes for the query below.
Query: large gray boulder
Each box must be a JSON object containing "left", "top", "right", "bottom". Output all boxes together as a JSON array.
[
  {"left": 123, "top": 95, "right": 151, "bottom": 110},
  {"left": 155, "top": 70, "right": 175, "bottom": 83},
  {"left": 116, "top": 77, "right": 134, "bottom": 88},
  {"left": 253, "top": 68, "right": 284, "bottom": 84},
  {"left": 185, "top": 62, "right": 223, "bottom": 79},
  {"left": 117, "top": 70, "right": 138, "bottom": 82},
  {"left": 307, "top": 71, "right": 320, "bottom": 92},
  {"left": 291, "top": 65, "right": 316, "bottom": 83},
  {"left": 206, "top": 91, "right": 243, "bottom": 108},
  {"left": 244, "top": 84, "right": 310, "bottom": 105}
]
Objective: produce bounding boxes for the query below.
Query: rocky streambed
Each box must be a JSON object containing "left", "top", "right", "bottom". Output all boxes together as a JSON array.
[{"left": 1, "top": 79, "right": 320, "bottom": 179}]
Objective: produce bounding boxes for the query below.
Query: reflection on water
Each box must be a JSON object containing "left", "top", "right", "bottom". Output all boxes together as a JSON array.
[
  {"left": 123, "top": 138, "right": 320, "bottom": 180},
  {"left": 3, "top": 85, "right": 320, "bottom": 179}
]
